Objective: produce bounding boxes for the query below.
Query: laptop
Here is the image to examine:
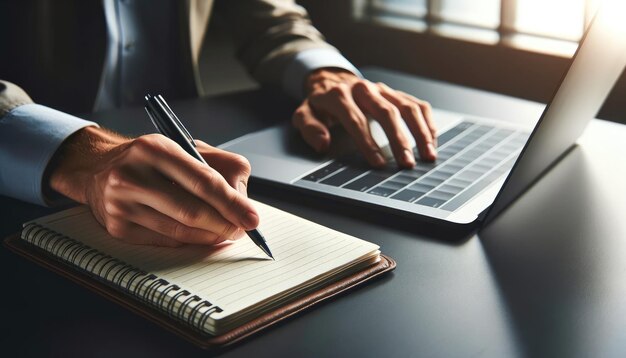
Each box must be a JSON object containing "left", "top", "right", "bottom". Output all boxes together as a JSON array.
[{"left": 220, "top": 4, "right": 626, "bottom": 227}]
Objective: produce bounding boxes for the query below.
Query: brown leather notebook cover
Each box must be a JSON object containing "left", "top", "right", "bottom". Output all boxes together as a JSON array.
[{"left": 4, "top": 233, "right": 395, "bottom": 349}]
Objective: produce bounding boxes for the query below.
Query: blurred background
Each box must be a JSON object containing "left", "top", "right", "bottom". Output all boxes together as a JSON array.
[{"left": 1, "top": 0, "right": 624, "bottom": 124}]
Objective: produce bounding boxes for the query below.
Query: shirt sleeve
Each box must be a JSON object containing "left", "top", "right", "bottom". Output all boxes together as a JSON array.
[
  {"left": 281, "top": 47, "right": 362, "bottom": 99},
  {"left": 0, "top": 104, "right": 98, "bottom": 205}
]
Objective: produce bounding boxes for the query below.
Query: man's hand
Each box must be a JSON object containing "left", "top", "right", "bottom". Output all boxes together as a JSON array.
[
  {"left": 48, "top": 126, "right": 258, "bottom": 247},
  {"left": 293, "top": 68, "right": 437, "bottom": 168}
]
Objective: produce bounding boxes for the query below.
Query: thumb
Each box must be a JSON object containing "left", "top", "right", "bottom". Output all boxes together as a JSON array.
[{"left": 292, "top": 101, "right": 331, "bottom": 153}]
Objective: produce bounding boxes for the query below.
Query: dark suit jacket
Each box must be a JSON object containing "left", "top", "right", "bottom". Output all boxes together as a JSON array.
[{"left": 0, "top": 0, "right": 338, "bottom": 114}]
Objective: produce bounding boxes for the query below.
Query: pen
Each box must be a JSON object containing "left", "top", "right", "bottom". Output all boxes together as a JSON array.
[{"left": 144, "top": 94, "right": 274, "bottom": 260}]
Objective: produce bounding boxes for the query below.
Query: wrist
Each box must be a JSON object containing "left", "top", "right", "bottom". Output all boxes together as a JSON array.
[{"left": 48, "top": 126, "right": 129, "bottom": 203}]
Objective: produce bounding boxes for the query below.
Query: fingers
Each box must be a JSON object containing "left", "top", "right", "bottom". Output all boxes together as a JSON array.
[
  {"left": 377, "top": 83, "right": 436, "bottom": 161},
  {"left": 352, "top": 82, "right": 416, "bottom": 167},
  {"left": 291, "top": 100, "right": 331, "bottom": 153},
  {"left": 309, "top": 84, "right": 386, "bottom": 167},
  {"left": 195, "top": 141, "right": 252, "bottom": 195},
  {"left": 103, "top": 219, "right": 183, "bottom": 247},
  {"left": 385, "top": 85, "right": 438, "bottom": 148},
  {"left": 303, "top": 75, "right": 438, "bottom": 167},
  {"left": 123, "top": 135, "right": 259, "bottom": 230},
  {"left": 99, "top": 162, "right": 244, "bottom": 242},
  {"left": 105, "top": 200, "right": 243, "bottom": 245}
]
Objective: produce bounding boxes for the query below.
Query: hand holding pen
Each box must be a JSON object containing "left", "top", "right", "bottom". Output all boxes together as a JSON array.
[
  {"left": 144, "top": 94, "right": 273, "bottom": 259},
  {"left": 48, "top": 114, "right": 260, "bottom": 249}
]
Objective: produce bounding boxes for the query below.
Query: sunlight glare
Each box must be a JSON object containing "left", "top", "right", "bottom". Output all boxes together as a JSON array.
[
  {"left": 597, "top": 0, "right": 626, "bottom": 35},
  {"left": 514, "top": 0, "right": 586, "bottom": 40}
]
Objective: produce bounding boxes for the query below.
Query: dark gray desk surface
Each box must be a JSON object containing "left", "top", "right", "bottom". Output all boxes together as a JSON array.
[{"left": 2, "top": 68, "right": 626, "bottom": 357}]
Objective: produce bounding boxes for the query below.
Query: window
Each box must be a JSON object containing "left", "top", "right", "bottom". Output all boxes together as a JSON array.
[{"left": 356, "top": 0, "right": 602, "bottom": 56}]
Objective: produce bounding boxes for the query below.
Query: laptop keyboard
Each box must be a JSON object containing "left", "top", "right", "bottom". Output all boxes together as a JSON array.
[{"left": 298, "top": 120, "right": 529, "bottom": 212}]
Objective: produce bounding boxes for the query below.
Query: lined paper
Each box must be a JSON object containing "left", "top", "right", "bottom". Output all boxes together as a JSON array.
[{"left": 26, "top": 201, "right": 379, "bottom": 326}]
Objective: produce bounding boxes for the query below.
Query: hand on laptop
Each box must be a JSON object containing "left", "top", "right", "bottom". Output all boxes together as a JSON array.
[
  {"left": 47, "top": 126, "right": 258, "bottom": 247},
  {"left": 293, "top": 68, "right": 438, "bottom": 168}
]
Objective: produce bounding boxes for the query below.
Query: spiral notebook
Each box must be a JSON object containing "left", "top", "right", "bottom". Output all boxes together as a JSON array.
[{"left": 4, "top": 201, "right": 395, "bottom": 348}]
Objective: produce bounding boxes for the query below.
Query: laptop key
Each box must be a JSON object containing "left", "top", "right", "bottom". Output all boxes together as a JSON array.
[
  {"left": 383, "top": 180, "right": 409, "bottom": 191},
  {"left": 410, "top": 182, "right": 435, "bottom": 193},
  {"left": 436, "top": 121, "right": 474, "bottom": 147},
  {"left": 391, "top": 189, "right": 427, "bottom": 202},
  {"left": 368, "top": 186, "right": 398, "bottom": 197},
  {"left": 394, "top": 174, "right": 418, "bottom": 185},
  {"left": 442, "top": 157, "right": 516, "bottom": 211},
  {"left": 458, "top": 169, "right": 483, "bottom": 181},
  {"left": 321, "top": 167, "right": 369, "bottom": 187},
  {"left": 302, "top": 161, "right": 346, "bottom": 182},
  {"left": 428, "top": 190, "right": 455, "bottom": 201},
  {"left": 344, "top": 171, "right": 395, "bottom": 192},
  {"left": 416, "top": 176, "right": 444, "bottom": 187},
  {"left": 428, "top": 170, "right": 452, "bottom": 182},
  {"left": 416, "top": 196, "right": 447, "bottom": 208}
]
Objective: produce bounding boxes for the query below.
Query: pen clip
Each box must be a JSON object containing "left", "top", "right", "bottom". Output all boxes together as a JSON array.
[{"left": 156, "top": 95, "right": 195, "bottom": 145}]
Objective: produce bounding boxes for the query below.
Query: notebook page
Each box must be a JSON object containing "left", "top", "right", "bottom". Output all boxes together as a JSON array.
[{"left": 28, "top": 201, "right": 379, "bottom": 322}]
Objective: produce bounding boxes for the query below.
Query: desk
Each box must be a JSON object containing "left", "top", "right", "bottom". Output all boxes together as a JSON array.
[{"left": 2, "top": 68, "right": 626, "bottom": 357}]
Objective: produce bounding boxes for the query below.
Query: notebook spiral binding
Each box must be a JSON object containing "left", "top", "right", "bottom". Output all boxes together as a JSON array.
[{"left": 22, "top": 223, "right": 223, "bottom": 333}]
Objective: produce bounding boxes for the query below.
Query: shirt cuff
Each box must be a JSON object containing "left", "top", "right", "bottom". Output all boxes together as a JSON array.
[
  {"left": 0, "top": 104, "right": 98, "bottom": 206},
  {"left": 282, "top": 47, "right": 362, "bottom": 99}
]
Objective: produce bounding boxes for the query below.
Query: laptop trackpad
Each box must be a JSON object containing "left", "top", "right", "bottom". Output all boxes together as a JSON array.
[{"left": 220, "top": 125, "right": 338, "bottom": 182}]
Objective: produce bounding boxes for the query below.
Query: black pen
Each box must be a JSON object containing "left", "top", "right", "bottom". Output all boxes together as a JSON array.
[{"left": 144, "top": 94, "right": 274, "bottom": 260}]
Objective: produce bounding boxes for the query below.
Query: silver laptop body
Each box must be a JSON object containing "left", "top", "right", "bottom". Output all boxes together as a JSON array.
[{"left": 221, "top": 4, "right": 626, "bottom": 227}]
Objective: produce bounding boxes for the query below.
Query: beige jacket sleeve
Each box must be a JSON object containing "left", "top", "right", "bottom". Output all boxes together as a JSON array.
[
  {"left": 0, "top": 80, "right": 34, "bottom": 117},
  {"left": 222, "top": 0, "right": 339, "bottom": 86}
]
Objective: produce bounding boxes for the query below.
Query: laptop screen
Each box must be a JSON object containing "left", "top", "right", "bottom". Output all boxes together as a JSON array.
[{"left": 483, "top": 2, "right": 626, "bottom": 224}]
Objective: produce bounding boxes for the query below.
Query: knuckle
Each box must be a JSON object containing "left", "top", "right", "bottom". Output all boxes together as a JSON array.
[
  {"left": 130, "top": 134, "right": 166, "bottom": 154},
  {"left": 327, "top": 83, "right": 350, "bottom": 97},
  {"left": 232, "top": 155, "right": 251, "bottom": 175},
  {"left": 352, "top": 81, "right": 369, "bottom": 92},
  {"left": 106, "top": 167, "right": 131, "bottom": 189},
  {"left": 420, "top": 101, "right": 432, "bottom": 111},
  {"left": 400, "top": 102, "right": 418, "bottom": 115},
  {"left": 103, "top": 199, "right": 125, "bottom": 218},
  {"left": 293, "top": 106, "right": 307, "bottom": 119},
  {"left": 380, "top": 104, "right": 399, "bottom": 119},
  {"left": 130, "top": 135, "right": 154, "bottom": 150}
]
